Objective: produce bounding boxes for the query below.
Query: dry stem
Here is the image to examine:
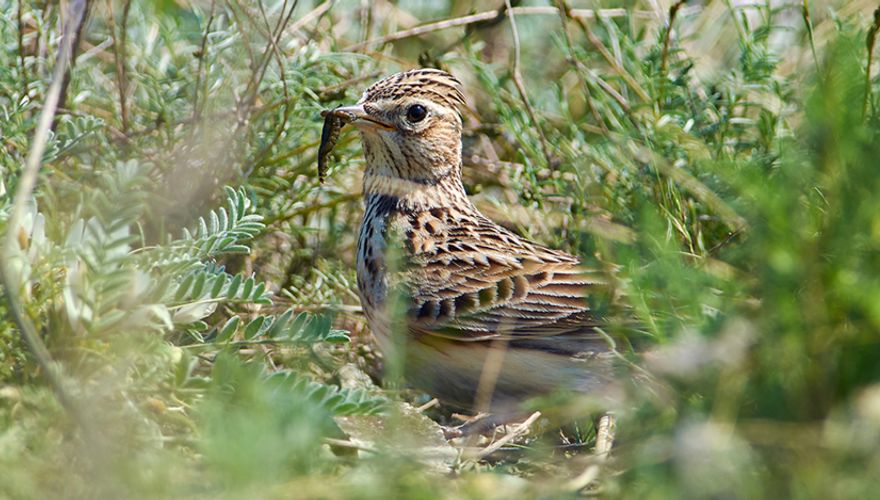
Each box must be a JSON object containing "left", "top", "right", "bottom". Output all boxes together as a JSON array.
[
  {"left": 471, "top": 411, "right": 542, "bottom": 460},
  {"left": 504, "top": 0, "right": 554, "bottom": 168},
  {"left": 346, "top": 6, "right": 701, "bottom": 52},
  {"left": 0, "top": 0, "right": 93, "bottom": 437},
  {"left": 192, "top": 0, "right": 217, "bottom": 120},
  {"left": 864, "top": 7, "right": 880, "bottom": 120},
  {"left": 109, "top": 0, "right": 132, "bottom": 133},
  {"left": 658, "top": 0, "right": 686, "bottom": 107}
]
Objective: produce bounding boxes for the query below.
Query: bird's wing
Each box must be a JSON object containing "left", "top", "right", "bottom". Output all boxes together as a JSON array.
[{"left": 400, "top": 211, "right": 615, "bottom": 346}]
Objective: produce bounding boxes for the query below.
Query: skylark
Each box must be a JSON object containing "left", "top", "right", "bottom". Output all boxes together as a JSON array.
[{"left": 321, "top": 69, "right": 626, "bottom": 412}]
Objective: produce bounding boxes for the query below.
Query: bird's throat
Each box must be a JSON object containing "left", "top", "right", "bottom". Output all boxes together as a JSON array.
[{"left": 361, "top": 168, "right": 470, "bottom": 212}]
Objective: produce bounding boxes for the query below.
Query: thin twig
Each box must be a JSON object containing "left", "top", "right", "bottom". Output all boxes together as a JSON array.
[
  {"left": 317, "top": 71, "right": 382, "bottom": 101},
  {"left": 358, "top": 0, "right": 373, "bottom": 51},
  {"left": 235, "top": 2, "right": 272, "bottom": 95},
  {"left": 708, "top": 228, "right": 744, "bottom": 256},
  {"left": 565, "top": 414, "right": 616, "bottom": 491},
  {"left": 109, "top": 0, "right": 132, "bottom": 133},
  {"left": 215, "top": 0, "right": 299, "bottom": 174},
  {"left": 434, "top": 0, "right": 512, "bottom": 55},
  {"left": 346, "top": 6, "right": 701, "bottom": 52},
  {"left": 225, "top": 1, "right": 257, "bottom": 71},
  {"left": 658, "top": 0, "right": 685, "bottom": 107},
  {"left": 471, "top": 411, "right": 541, "bottom": 460},
  {"left": 245, "top": 0, "right": 302, "bottom": 176},
  {"left": 568, "top": 4, "right": 650, "bottom": 105},
  {"left": 863, "top": 7, "right": 880, "bottom": 120},
  {"left": 638, "top": 144, "right": 748, "bottom": 232},
  {"left": 243, "top": 0, "right": 297, "bottom": 108},
  {"left": 53, "top": 0, "right": 91, "bottom": 130},
  {"left": 285, "top": 0, "right": 333, "bottom": 39},
  {"left": 504, "top": 0, "right": 554, "bottom": 168},
  {"left": 0, "top": 0, "right": 91, "bottom": 431},
  {"left": 554, "top": 0, "right": 607, "bottom": 133},
  {"left": 565, "top": 14, "right": 634, "bottom": 120},
  {"left": 256, "top": 0, "right": 288, "bottom": 94},
  {"left": 119, "top": 0, "right": 132, "bottom": 129},
  {"left": 589, "top": 69, "right": 631, "bottom": 113},
  {"left": 723, "top": 0, "right": 749, "bottom": 44},
  {"left": 264, "top": 193, "right": 360, "bottom": 227},
  {"left": 323, "top": 437, "right": 378, "bottom": 453},
  {"left": 17, "top": 0, "right": 27, "bottom": 98},
  {"left": 801, "top": 0, "right": 820, "bottom": 77},
  {"left": 415, "top": 398, "right": 439, "bottom": 412},
  {"left": 192, "top": 0, "right": 217, "bottom": 120},
  {"left": 114, "top": 88, "right": 304, "bottom": 144}
]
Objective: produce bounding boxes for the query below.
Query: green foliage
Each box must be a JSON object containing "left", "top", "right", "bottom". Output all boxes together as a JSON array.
[
  {"left": 211, "top": 308, "right": 350, "bottom": 345},
  {"left": 200, "top": 353, "right": 383, "bottom": 488},
  {"left": 156, "top": 186, "right": 267, "bottom": 268},
  {"left": 610, "top": 29, "right": 880, "bottom": 497},
  {"left": 2, "top": 0, "right": 880, "bottom": 498},
  {"left": 0, "top": 18, "right": 383, "bottom": 489}
]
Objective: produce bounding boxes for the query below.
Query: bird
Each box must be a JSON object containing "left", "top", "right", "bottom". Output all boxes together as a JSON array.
[{"left": 321, "top": 68, "right": 631, "bottom": 413}]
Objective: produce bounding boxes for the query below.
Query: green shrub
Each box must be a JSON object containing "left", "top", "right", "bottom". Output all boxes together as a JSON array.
[{"left": 2, "top": 1, "right": 880, "bottom": 497}]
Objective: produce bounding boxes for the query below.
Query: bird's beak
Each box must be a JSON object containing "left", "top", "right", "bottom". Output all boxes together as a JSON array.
[{"left": 327, "top": 104, "right": 394, "bottom": 132}]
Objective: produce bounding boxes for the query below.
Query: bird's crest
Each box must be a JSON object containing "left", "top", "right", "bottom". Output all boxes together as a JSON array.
[{"left": 360, "top": 68, "right": 465, "bottom": 111}]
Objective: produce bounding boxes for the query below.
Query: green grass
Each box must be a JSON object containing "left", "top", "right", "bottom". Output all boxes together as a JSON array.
[{"left": 2, "top": 0, "right": 880, "bottom": 497}]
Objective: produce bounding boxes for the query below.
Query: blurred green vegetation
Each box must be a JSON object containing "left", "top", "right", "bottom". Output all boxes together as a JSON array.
[{"left": 1, "top": 0, "right": 880, "bottom": 498}]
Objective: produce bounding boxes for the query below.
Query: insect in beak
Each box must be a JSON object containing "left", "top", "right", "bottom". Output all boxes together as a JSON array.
[{"left": 317, "top": 105, "right": 394, "bottom": 184}]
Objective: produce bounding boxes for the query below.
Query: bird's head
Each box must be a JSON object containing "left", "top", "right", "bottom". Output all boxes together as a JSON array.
[{"left": 329, "top": 69, "right": 465, "bottom": 186}]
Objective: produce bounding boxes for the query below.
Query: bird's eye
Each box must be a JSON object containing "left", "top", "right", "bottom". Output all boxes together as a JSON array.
[{"left": 406, "top": 104, "right": 428, "bottom": 122}]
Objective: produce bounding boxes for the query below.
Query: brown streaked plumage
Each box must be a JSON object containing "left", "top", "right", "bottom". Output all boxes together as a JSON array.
[{"left": 321, "top": 69, "right": 627, "bottom": 411}]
